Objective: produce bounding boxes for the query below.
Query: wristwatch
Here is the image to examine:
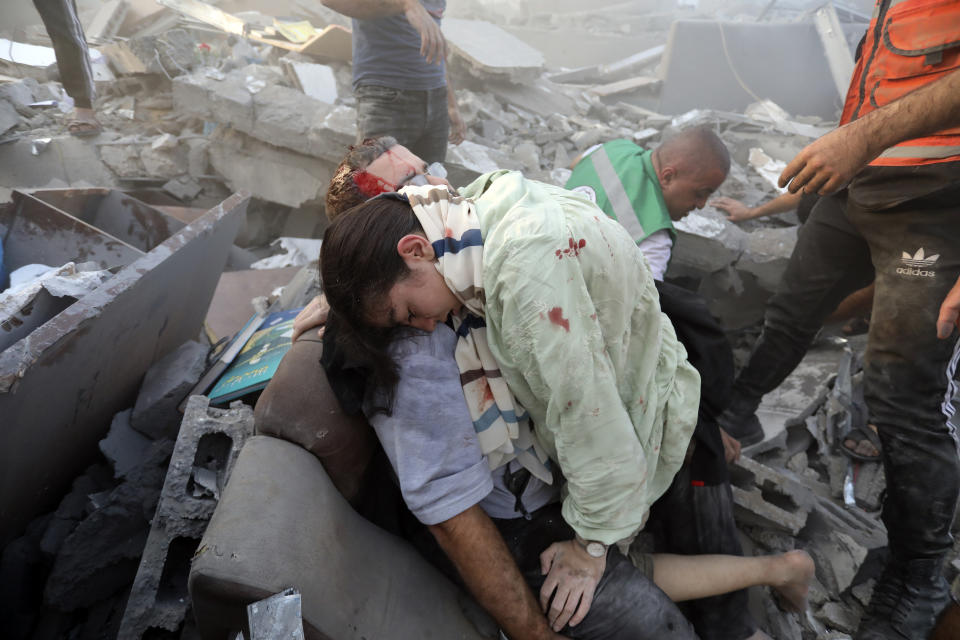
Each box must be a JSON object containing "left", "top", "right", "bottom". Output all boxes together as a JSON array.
[{"left": 575, "top": 534, "right": 607, "bottom": 558}]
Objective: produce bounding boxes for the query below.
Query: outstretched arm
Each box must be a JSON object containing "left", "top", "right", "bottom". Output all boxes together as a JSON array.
[
  {"left": 321, "top": 0, "right": 446, "bottom": 64},
  {"left": 430, "top": 506, "right": 567, "bottom": 640},
  {"left": 710, "top": 192, "right": 803, "bottom": 223},
  {"left": 779, "top": 67, "right": 960, "bottom": 195}
]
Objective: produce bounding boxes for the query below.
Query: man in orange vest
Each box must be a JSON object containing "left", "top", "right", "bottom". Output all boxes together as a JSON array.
[{"left": 717, "top": 3, "right": 960, "bottom": 638}]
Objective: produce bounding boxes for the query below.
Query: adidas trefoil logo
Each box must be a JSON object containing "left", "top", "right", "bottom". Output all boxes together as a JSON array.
[{"left": 897, "top": 248, "right": 939, "bottom": 277}]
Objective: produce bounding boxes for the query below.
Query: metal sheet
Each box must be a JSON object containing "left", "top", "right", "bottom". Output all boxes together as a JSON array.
[
  {"left": 0, "top": 191, "right": 247, "bottom": 545},
  {"left": 31, "top": 189, "right": 186, "bottom": 253},
  {"left": 1, "top": 191, "right": 143, "bottom": 271}
]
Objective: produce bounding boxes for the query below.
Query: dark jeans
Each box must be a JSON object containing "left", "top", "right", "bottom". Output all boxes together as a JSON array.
[
  {"left": 33, "top": 0, "right": 95, "bottom": 108},
  {"left": 732, "top": 192, "right": 874, "bottom": 407},
  {"left": 494, "top": 504, "right": 699, "bottom": 640},
  {"left": 355, "top": 84, "right": 449, "bottom": 164},
  {"left": 730, "top": 174, "right": 960, "bottom": 562}
]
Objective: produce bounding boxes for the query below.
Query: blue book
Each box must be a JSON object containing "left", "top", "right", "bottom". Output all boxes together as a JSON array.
[{"left": 208, "top": 307, "right": 303, "bottom": 404}]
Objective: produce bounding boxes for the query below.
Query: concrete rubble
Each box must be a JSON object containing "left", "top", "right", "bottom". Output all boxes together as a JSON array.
[{"left": 5, "top": 1, "right": 958, "bottom": 639}]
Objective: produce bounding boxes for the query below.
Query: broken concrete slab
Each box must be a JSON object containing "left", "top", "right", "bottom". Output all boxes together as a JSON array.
[
  {"left": 39, "top": 473, "right": 104, "bottom": 558},
  {"left": 550, "top": 45, "right": 665, "bottom": 86},
  {"left": 670, "top": 213, "right": 747, "bottom": 274},
  {"left": 588, "top": 76, "right": 661, "bottom": 100},
  {"left": 100, "top": 141, "right": 146, "bottom": 178},
  {"left": 139, "top": 145, "right": 184, "bottom": 180},
  {"left": 0, "top": 135, "right": 116, "bottom": 192},
  {"left": 0, "top": 99, "right": 21, "bottom": 135},
  {"left": 207, "top": 128, "right": 334, "bottom": 208},
  {"left": 816, "top": 601, "right": 860, "bottom": 635},
  {"left": 736, "top": 226, "right": 797, "bottom": 292},
  {"left": 173, "top": 67, "right": 355, "bottom": 164},
  {"left": 118, "top": 395, "right": 254, "bottom": 638},
  {"left": 443, "top": 18, "right": 544, "bottom": 80},
  {"left": 729, "top": 456, "right": 814, "bottom": 535},
  {"left": 131, "top": 340, "right": 209, "bottom": 440},
  {"left": 445, "top": 139, "right": 519, "bottom": 174},
  {"left": 813, "top": 4, "right": 856, "bottom": 100},
  {"left": 43, "top": 440, "right": 172, "bottom": 611},
  {"left": 0, "top": 191, "right": 247, "bottom": 546},
  {"left": 162, "top": 175, "right": 202, "bottom": 201},
  {"left": 99, "top": 409, "right": 153, "bottom": 479},
  {"left": 658, "top": 20, "right": 846, "bottom": 120},
  {"left": 484, "top": 77, "right": 575, "bottom": 120},
  {"left": 853, "top": 462, "right": 885, "bottom": 512},
  {"left": 282, "top": 59, "right": 337, "bottom": 104},
  {"left": 85, "top": 0, "right": 129, "bottom": 44}
]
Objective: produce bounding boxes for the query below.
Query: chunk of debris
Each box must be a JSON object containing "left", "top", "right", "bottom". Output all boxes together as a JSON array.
[{"left": 131, "top": 340, "right": 209, "bottom": 440}]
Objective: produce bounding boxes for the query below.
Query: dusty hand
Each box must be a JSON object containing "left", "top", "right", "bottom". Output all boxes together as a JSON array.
[
  {"left": 404, "top": 0, "right": 446, "bottom": 65},
  {"left": 448, "top": 102, "right": 466, "bottom": 145},
  {"left": 710, "top": 197, "right": 753, "bottom": 222},
  {"left": 719, "top": 427, "right": 742, "bottom": 463},
  {"left": 937, "top": 276, "right": 960, "bottom": 339},
  {"left": 778, "top": 122, "right": 878, "bottom": 195},
  {"left": 539, "top": 540, "right": 605, "bottom": 632},
  {"left": 291, "top": 294, "right": 329, "bottom": 342}
]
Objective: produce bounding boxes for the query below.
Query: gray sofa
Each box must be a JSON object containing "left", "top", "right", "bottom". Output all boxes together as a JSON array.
[{"left": 188, "top": 337, "right": 492, "bottom": 639}]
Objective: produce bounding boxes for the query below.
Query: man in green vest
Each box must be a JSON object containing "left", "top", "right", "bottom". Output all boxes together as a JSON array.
[{"left": 565, "top": 127, "right": 730, "bottom": 281}]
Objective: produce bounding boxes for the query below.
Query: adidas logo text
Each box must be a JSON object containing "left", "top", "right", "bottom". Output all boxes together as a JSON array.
[{"left": 897, "top": 248, "right": 939, "bottom": 278}]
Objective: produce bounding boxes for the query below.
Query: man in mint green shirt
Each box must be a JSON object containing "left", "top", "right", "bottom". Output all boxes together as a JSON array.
[{"left": 565, "top": 128, "right": 730, "bottom": 280}]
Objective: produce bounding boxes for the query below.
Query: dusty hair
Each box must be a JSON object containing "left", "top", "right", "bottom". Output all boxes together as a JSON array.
[
  {"left": 325, "top": 136, "right": 399, "bottom": 220},
  {"left": 321, "top": 195, "right": 424, "bottom": 408}
]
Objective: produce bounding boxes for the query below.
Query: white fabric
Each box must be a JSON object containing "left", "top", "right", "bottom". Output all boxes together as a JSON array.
[{"left": 637, "top": 229, "right": 673, "bottom": 281}]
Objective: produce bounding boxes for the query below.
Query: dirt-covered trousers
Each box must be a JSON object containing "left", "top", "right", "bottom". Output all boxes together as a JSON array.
[
  {"left": 494, "top": 503, "right": 699, "bottom": 640},
  {"left": 33, "top": 0, "right": 95, "bottom": 108},
  {"left": 354, "top": 84, "right": 449, "bottom": 164},
  {"left": 735, "top": 165, "right": 960, "bottom": 561}
]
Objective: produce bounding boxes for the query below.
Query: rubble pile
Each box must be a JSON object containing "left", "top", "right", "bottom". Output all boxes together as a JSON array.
[{"left": 6, "top": 1, "right": 958, "bottom": 639}]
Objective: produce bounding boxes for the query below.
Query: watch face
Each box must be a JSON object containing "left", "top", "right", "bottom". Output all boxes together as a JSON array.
[{"left": 586, "top": 542, "right": 606, "bottom": 558}]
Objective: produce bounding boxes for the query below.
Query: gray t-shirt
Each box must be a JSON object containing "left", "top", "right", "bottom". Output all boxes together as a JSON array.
[
  {"left": 351, "top": 0, "right": 447, "bottom": 91},
  {"left": 364, "top": 324, "right": 558, "bottom": 525}
]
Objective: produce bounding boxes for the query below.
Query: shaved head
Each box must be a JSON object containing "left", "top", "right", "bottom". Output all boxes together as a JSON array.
[
  {"left": 656, "top": 127, "right": 731, "bottom": 176},
  {"left": 652, "top": 127, "right": 730, "bottom": 219}
]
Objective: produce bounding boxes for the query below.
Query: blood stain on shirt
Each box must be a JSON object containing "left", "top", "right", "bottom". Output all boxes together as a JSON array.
[
  {"left": 548, "top": 307, "right": 570, "bottom": 332},
  {"left": 556, "top": 237, "right": 586, "bottom": 259}
]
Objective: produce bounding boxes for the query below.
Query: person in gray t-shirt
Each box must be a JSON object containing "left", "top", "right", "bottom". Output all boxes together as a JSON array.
[{"left": 320, "top": 0, "right": 465, "bottom": 163}]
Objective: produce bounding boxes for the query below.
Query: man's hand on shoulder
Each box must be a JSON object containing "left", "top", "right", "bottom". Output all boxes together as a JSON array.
[
  {"left": 291, "top": 294, "right": 329, "bottom": 342},
  {"left": 403, "top": 0, "right": 446, "bottom": 65},
  {"left": 539, "top": 539, "right": 606, "bottom": 633}
]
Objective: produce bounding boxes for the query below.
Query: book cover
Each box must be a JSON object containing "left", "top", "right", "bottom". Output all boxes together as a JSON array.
[{"left": 207, "top": 307, "right": 302, "bottom": 404}]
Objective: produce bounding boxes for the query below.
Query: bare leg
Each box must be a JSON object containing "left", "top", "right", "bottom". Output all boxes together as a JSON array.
[{"left": 652, "top": 549, "right": 814, "bottom": 611}]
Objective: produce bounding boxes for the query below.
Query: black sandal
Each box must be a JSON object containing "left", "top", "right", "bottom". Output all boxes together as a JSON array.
[{"left": 840, "top": 424, "right": 882, "bottom": 462}]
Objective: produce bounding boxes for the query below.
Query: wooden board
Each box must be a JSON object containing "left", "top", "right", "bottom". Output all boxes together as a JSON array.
[{"left": 248, "top": 24, "right": 351, "bottom": 62}]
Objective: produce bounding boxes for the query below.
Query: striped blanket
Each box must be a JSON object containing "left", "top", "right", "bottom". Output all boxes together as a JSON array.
[{"left": 401, "top": 184, "right": 553, "bottom": 484}]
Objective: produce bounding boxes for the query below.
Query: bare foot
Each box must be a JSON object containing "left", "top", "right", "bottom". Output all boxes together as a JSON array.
[{"left": 773, "top": 550, "right": 815, "bottom": 612}]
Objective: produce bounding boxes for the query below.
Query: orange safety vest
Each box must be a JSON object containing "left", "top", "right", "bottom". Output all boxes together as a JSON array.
[{"left": 840, "top": 0, "right": 960, "bottom": 166}]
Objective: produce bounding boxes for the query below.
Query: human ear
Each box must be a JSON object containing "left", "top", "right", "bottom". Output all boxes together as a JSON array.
[
  {"left": 659, "top": 166, "right": 676, "bottom": 186},
  {"left": 396, "top": 234, "right": 435, "bottom": 261}
]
